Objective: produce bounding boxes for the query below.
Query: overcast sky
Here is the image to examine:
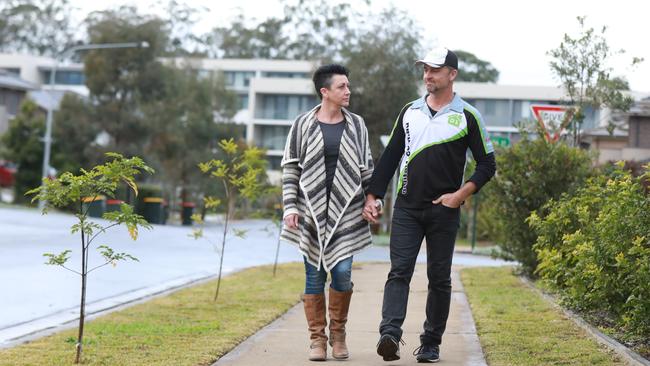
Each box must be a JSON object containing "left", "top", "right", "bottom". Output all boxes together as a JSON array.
[{"left": 72, "top": 0, "right": 650, "bottom": 92}]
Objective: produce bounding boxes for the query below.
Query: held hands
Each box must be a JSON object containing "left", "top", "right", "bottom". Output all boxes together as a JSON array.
[
  {"left": 362, "top": 195, "right": 382, "bottom": 224},
  {"left": 432, "top": 192, "right": 462, "bottom": 208},
  {"left": 284, "top": 213, "right": 299, "bottom": 230}
]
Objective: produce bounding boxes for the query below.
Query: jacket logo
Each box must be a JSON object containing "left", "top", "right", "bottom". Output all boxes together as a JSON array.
[{"left": 447, "top": 114, "right": 461, "bottom": 127}]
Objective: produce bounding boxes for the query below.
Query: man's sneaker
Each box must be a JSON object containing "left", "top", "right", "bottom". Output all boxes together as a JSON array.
[
  {"left": 376, "top": 334, "right": 404, "bottom": 361},
  {"left": 413, "top": 344, "right": 440, "bottom": 363}
]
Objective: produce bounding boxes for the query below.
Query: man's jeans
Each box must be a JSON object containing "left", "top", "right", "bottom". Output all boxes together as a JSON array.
[
  {"left": 304, "top": 256, "right": 353, "bottom": 294},
  {"left": 379, "top": 204, "right": 460, "bottom": 346}
]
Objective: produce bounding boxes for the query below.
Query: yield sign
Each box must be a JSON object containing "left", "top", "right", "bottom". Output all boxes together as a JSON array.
[{"left": 530, "top": 104, "right": 573, "bottom": 142}]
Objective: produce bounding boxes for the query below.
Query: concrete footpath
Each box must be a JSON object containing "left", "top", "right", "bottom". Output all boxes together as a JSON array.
[{"left": 214, "top": 262, "right": 487, "bottom": 366}]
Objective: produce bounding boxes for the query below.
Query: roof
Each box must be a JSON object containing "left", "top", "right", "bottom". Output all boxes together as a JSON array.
[
  {"left": 454, "top": 82, "right": 567, "bottom": 101},
  {"left": 583, "top": 126, "right": 628, "bottom": 138},
  {"left": 454, "top": 82, "right": 650, "bottom": 103},
  {"left": 629, "top": 98, "right": 650, "bottom": 116},
  {"left": 0, "top": 70, "right": 37, "bottom": 91}
]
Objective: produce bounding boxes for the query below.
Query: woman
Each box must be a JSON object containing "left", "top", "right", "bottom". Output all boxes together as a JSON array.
[{"left": 281, "top": 64, "right": 374, "bottom": 361}]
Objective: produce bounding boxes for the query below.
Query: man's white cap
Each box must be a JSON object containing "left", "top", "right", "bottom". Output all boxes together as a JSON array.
[{"left": 415, "top": 47, "right": 458, "bottom": 69}]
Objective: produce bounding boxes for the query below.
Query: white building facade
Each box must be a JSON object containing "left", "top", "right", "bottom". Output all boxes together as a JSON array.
[{"left": 3, "top": 52, "right": 648, "bottom": 171}]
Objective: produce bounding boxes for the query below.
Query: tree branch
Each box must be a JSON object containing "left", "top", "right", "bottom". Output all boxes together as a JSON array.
[
  {"left": 87, "top": 261, "right": 113, "bottom": 274},
  {"left": 59, "top": 265, "right": 82, "bottom": 276},
  {"left": 87, "top": 223, "right": 120, "bottom": 246}
]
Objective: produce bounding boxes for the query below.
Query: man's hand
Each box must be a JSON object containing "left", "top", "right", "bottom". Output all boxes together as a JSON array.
[
  {"left": 362, "top": 194, "right": 381, "bottom": 224},
  {"left": 284, "top": 213, "right": 299, "bottom": 229},
  {"left": 433, "top": 182, "right": 477, "bottom": 208},
  {"left": 432, "top": 192, "right": 463, "bottom": 208}
]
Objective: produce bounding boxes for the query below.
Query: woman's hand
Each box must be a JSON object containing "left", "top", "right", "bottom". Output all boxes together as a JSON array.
[{"left": 284, "top": 213, "right": 299, "bottom": 229}]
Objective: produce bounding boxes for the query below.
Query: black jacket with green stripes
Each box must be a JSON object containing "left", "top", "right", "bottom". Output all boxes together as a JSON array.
[{"left": 368, "top": 93, "right": 496, "bottom": 209}]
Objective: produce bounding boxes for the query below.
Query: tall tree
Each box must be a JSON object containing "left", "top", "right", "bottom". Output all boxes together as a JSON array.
[
  {"left": 158, "top": 0, "right": 209, "bottom": 56},
  {"left": 203, "top": 0, "right": 365, "bottom": 61},
  {"left": 343, "top": 6, "right": 422, "bottom": 156},
  {"left": 144, "top": 65, "right": 239, "bottom": 203},
  {"left": 280, "top": 0, "right": 363, "bottom": 61},
  {"left": 0, "top": 0, "right": 78, "bottom": 57},
  {"left": 51, "top": 94, "right": 103, "bottom": 173},
  {"left": 83, "top": 6, "right": 168, "bottom": 158},
  {"left": 205, "top": 14, "right": 290, "bottom": 59},
  {"left": 548, "top": 16, "right": 643, "bottom": 144},
  {"left": 454, "top": 50, "right": 499, "bottom": 83}
]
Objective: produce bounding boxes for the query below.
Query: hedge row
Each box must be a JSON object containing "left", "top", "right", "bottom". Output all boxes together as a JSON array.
[{"left": 529, "top": 164, "right": 650, "bottom": 337}]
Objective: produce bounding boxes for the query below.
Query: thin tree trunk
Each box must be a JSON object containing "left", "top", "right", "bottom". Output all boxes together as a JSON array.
[
  {"left": 75, "top": 215, "right": 87, "bottom": 364},
  {"left": 214, "top": 184, "right": 230, "bottom": 302},
  {"left": 214, "top": 207, "right": 229, "bottom": 301},
  {"left": 273, "top": 229, "right": 281, "bottom": 277}
]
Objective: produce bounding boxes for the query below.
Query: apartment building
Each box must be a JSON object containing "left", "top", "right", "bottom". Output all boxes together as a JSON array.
[
  {"left": 181, "top": 58, "right": 318, "bottom": 170},
  {"left": 0, "top": 53, "right": 87, "bottom": 96},
  {"left": 0, "top": 70, "right": 36, "bottom": 135},
  {"left": 3, "top": 52, "right": 648, "bottom": 173}
]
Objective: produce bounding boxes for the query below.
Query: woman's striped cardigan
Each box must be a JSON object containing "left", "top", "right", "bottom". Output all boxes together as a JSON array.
[{"left": 280, "top": 104, "right": 374, "bottom": 271}]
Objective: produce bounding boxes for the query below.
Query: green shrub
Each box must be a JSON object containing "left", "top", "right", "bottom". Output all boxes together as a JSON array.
[
  {"left": 461, "top": 159, "right": 494, "bottom": 242},
  {"left": 474, "top": 181, "right": 502, "bottom": 242},
  {"left": 485, "top": 135, "right": 593, "bottom": 275},
  {"left": 529, "top": 163, "right": 650, "bottom": 337},
  {"left": 1, "top": 100, "right": 45, "bottom": 204}
]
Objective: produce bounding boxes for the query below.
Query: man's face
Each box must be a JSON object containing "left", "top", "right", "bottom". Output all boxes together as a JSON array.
[
  {"left": 321, "top": 74, "right": 351, "bottom": 107},
  {"left": 423, "top": 64, "right": 457, "bottom": 94}
]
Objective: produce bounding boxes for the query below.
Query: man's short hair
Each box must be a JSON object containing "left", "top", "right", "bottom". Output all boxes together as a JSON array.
[{"left": 312, "top": 64, "right": 349, "bottom": 99}]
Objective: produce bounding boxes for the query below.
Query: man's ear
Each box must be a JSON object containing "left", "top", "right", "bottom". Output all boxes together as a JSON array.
[{"left": 449, "top": 68, "right": 458, "bottom": 82}]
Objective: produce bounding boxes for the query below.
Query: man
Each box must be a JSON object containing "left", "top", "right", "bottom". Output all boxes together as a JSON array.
[
  {"left": 282, "top": 64, "right": 374, "bottom": 361},
  {"left": 363, "top": 47, "right": 496, "bottom": 363}
]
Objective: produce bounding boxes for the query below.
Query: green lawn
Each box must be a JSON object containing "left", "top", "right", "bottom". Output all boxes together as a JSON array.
[
  {"left": 0, "top": 263, "right": 304, "bottom": 366},
  {"left": 462, "top": 267, "right": 624, "bottom": 366}
]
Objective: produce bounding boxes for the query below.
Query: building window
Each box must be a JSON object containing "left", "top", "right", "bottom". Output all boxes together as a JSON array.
[
  {"left": 468, "top": 98, "right": 601, "bottom": 132},
  {"left": 224, "top": 71, "right": 255, "bottom": 88},
  {"left": 41, "top": 70, "right": 85, "bottom": 85},
  {"left": 255, "top": 125, "right": 290, "bottom": 150},
  {"left": 0, "top": 68, "right": 20, "bottom": 76},
  {"left": 256, "top": 94, "right": 318, "bottom": 120},
  {"left": 471, "top": 99, "right": 512, "bottom": 127},
  {"left": 238, "top": 94, "right": 249, "bottom": 110},
  {"left": 262, "top": 71, "right": 310, "bottom": 79},
  {"left": 197, "top": 69, "right": 213, "bottom": 79},
  {"left": 0, "top": 89, "right": 23, "bottom": 116},
  {"left": 266, "top": 156, "right": 283, "bottom": 170}
]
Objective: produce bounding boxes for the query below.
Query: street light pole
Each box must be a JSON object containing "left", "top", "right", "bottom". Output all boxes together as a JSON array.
[{"left": 39, "top": 42, "right": 149, "bottom": 209}]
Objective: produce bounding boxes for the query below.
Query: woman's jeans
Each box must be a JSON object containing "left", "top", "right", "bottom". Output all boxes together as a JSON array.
[{"left": 304, "top": 256, "right": 353, "bottom": 294}]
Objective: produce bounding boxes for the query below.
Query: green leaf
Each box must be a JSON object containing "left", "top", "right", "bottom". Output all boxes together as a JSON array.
[
  {"left": 232, "top": 228, "right": 248, "bottom": 239},
  {"left": 44, "top": 250, "right": 71, "bottom": 266},
  {"left": 97, "top": 245, "right": 139, "bottom": 266}
]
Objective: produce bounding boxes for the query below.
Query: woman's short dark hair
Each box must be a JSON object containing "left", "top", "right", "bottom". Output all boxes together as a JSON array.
[{"left": 312, "top": 64, "right": 349, "bottom": 99}]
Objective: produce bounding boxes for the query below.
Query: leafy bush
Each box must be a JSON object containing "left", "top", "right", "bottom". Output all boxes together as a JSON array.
[
  {"left": 529, "top": 163, "right": 650, "bottom": 337},
  {"left": 461, "top": 158, "right": 496, "bottom": 242},
  {"left": 485, "top": 135, "right": 593, "bottom": 275},
  {"left": 1, "top": 100, "right": 45, "bottom": 204},
  {"left": 475, "top": 181, "right": 503, "bottom": 242}
]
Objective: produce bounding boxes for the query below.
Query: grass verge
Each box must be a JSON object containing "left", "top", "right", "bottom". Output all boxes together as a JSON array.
[
  {"left": 0, "top": 263, "right": 304, "bottom": 366},
  {"left": 461, "top": 267, "right": 624, "bottom": 366}
]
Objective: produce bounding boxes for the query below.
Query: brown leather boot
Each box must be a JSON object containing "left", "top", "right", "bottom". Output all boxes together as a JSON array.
[
  {"left": 303, "top": 293, "right": 327, "bottom": 361},
  {"left": 328, "top": 287, "right": 353, "bottom": 360}
]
